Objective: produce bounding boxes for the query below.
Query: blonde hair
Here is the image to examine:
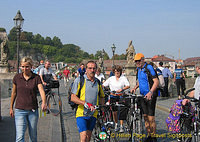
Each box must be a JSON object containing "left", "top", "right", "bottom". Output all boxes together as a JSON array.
[{"left": 20, "top": 57, "right": 33, "bottom": 66}]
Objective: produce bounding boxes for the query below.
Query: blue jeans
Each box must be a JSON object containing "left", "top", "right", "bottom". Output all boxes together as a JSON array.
[{"left": 15, "top": 109, "right": 38, "bottom": 142}]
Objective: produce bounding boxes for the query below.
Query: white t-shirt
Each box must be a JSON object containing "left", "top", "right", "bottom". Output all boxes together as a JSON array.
[
  {"left": 103, "top": 76, "right": 130, "bottom": 91},
  {"left": 95, "top": 73, "right": 105, "bottom": 82},
  {"left": 158, "top": 67, "right": 164, "bottom": 72},
  {"left": 194, "top": 75, "right": 200, "bottom": 100}
]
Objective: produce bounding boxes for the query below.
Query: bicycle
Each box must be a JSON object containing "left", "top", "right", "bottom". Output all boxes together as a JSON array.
[
  {"left": 179, "top": 88, "right": 200, "bottom": 142},
  {"left": 92, "top": 103, "right": 124, "bottom": 142},
  {"left": 39, "top": 80, "right": 62, "bottom": 116},
  {"left": 123, "top": 91, "right": 144, "bottom": 142}
]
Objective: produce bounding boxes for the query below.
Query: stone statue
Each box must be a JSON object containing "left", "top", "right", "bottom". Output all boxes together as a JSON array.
[
  {"left": 98, "top": 55, "right": 103, "bottom": 69},
  {"left": 126, "top": 40, "right": 136, "bottom": 65},
  {"left": 0, "top": 36, "right": 8, "bottom": 65}
]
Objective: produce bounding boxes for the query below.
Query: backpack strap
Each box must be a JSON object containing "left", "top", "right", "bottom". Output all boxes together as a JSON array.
[
  {"left": 144, "top": 63, "right": 158, "bottom": 89},
  {"left": 77, "top": 75, "right": 85, "bottom": 98},
  {"left": 96, "top": 78, "right": 101, "bottom": 97},
  {"left": 77, "top": 76, "right": 101, "bottom": 98}
]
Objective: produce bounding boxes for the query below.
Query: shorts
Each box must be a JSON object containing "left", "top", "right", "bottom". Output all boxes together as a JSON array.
[
  {"left": 76, "top": 117, "right": 96, "bottom": 133},
  {"left": 140, "top": 93, "right": 157, "bottom": 116},
  {"left": 110, "top": 96, "right": 120, "bottom": 111}
]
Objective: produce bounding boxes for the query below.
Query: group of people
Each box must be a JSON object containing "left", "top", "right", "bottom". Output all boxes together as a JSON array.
[
  {"left": 71, "top": 53, "right": 198, "bottom": 142},
  {"left": 9, "top": 53, "right": 199, "bottom": 142},
  {"left": 155, "top": 60, "right": 186, "bottom": 100},
  {"left": 70, "top": 53, "right": 158, "bottom": 142},
  {"left": 10, "top": 57, "right": 57, "bottom": 142}
]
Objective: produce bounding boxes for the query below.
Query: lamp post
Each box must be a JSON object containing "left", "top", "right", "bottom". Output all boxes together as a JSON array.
[
  {"left": 111, "top": 44, "right": 116, "bottom": 66},
  {"left": 13, "top": 10, "right": 24, "bottom": 73}
]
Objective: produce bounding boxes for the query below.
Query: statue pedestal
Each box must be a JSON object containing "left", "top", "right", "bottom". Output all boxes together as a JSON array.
[
  {"left": 125, "top": 64, "right": 137, "bottom": 76},
  {"left": 0, "top": 64, "right": 9, "bottom": 73},
  {"left": 125, "top": 64, "right": 137, "bottom": 88}
]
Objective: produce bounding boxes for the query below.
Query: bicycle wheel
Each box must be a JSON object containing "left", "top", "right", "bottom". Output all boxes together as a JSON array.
[
  {"left": 92, "top": 121, "right": 102, "bottom": 142},
  {"left": 132, "top": 111, "right": 143, "bottom": 142},
  {"left": 179, "top": 117, "right": 193, "bottom": 142},
  {"left": 126, "top": 108, "right": 133, "bottom": 132},
  {"left": 47, "top": 92, "right": 62, "bottom": 116}
]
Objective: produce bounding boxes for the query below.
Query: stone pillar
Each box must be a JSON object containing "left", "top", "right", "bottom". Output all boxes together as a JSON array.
[
  {"left": 126, "top": 75, "right": 137, "bottom": 89},
  {"left": 0, "top": 64, "right": 9, "bottom": 73},
  {"left": 0, "top": 85, "right": 1, "bottom": 121},
  {"left": 125, "top": 64, "right": 137, "bottom": 89}
]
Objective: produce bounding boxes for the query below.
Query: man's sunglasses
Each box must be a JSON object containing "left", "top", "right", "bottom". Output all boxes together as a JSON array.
[{"left": 135, "top": 60, "right": 141, "bottom": 63}]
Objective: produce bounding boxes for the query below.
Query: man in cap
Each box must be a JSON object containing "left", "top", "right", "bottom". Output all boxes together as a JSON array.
[
  {"left": 162, "top": 63, "right": 173, "bottom": 97},
  {"left": 131, "top": 53, "right": 159, "bottom": 142},
  {"left": 36, "top": 60, "right": 45, "bottom": 74}
]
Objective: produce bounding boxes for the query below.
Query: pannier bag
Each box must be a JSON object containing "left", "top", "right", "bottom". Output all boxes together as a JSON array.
[
  {"left": 166, "top": 100, "right": 194, "bottom": 133},
  {"left": 49, "top": 80, "right": 60, "bottom": 88}
]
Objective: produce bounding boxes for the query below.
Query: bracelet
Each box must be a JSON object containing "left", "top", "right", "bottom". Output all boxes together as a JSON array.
[{"left": 149, "top": 91, "right": 153, "bottom": 94}]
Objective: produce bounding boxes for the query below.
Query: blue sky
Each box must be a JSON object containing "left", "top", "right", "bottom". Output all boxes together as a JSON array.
[{"left": 1, "top": 0, "right": 200, "bottom": 60}]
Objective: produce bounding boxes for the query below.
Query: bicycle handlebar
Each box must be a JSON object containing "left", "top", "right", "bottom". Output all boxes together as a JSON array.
[
  {"left": 94, "top": 102, "right": 125, "bottom": 110},
  {"left": 184, "top": 88, "right": 195, "bottom": 97},
  {"left": 124, "top": 91, "right": 144, "bottom": 98}
]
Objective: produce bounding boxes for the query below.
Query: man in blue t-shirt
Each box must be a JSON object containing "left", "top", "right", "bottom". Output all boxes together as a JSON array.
[
  {"left": 77, "top": 63, "right": 86, "bottom": 77},
  {"left": 131, "top": 53, "right": 159, "bottom": 142}
]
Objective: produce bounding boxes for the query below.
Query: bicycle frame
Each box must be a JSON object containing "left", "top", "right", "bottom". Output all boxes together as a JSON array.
[{"left": 124, "top": 92, "right": 144, "bottom": 142}]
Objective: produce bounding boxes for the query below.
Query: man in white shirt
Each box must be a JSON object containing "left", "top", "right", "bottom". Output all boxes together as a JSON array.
[
  {"left": 158, "top": 62, "right": 164, "bottom": 72},
  {"left": 39, "top": 60, "right": 57, "bottom": 86},
  {"left": 95, "top": 67, "right": 105, "bottom": 83},
  {"left": 188, "top": 62, "right": 200, "bottom": 99}
]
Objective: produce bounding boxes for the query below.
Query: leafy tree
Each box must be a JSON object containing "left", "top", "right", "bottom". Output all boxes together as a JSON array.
[
  {"left": 94, "top": 50, "right": 103, "bottom": 59},
  {"left": 8, "top": 41, "right": 17, "bottom": 60},
  {"left": 94, "top": 50, "right": 110, "bottom": 60},
  {"left": 52, "top": 36, "right": 62, "bottom": 47},
  {"left": 103, "top": 52, "right": 110, "bottom": 60},
  {"left": 45, "top": 36, "right": 52, "bottom": 45},
  {"left": 0, "top": 28, "right": 6, "bottom": 32},
  {"left": 8, "top": 27, "right": 17, "bottom": 41},
  {"left": 89, "top": 54, "right": 95, "bottom": 59},
  {"left": 20, "top": 32, "right": 27, "bottom": 41},
  {"left": 83, "top": 52, "right": 90, "bottom": 58},
  {"left": 33, "top": 34, "right": 44, "bottom": 44},
  {"left": 23, "top": 31, "right": 33, "bottom": 43},
  {"left": 112, "top": 54, "right": 126, "bottom": 60}
]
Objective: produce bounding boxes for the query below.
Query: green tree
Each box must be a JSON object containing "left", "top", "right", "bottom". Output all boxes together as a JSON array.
[
  {"left": 23, "top": 31, "right": 34, "bottom": 43},
  {"left": 33, "top": 34, "right": 44, "bottom": 44},
  {"left": 94, "top": 50, "right": 110, "bottom": 60},
  {"left": 52, "top": 36, "right": 62, "bottom": 47},
  {"left": 8, "top": 27, "right": 17, "bottom": 41},
  {"left": 45, "top": 36, "right": 52, "bottom": 45},
  {"left": 0, "top": 28, "right": 6, "bottom": 32}
]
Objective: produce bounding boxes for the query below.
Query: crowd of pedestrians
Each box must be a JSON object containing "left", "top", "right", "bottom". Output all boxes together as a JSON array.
[{"left": 7, "top": 53, "right": 199, "bottom": 142}]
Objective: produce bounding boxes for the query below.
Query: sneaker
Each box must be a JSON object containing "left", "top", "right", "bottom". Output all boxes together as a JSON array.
[
  {"left": 115, "top": 124, "right": 118, "bottom": 132},
  {"left": 119, "top": 126, "right": 124, "bottom": 133},
  {"left": 144, "top": 136, "right": 151, "bottom": 142},
  {"left": 152, "top": 137, "right": 157, "bottom": 142}
]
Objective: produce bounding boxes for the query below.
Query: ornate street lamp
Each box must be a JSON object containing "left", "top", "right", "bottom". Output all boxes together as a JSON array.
[
  {"left": 111, "top": 44, "right": 116, "bottom": 66},
  {"left": 13, "top": 10, "right": 24, "bottom": 73}
]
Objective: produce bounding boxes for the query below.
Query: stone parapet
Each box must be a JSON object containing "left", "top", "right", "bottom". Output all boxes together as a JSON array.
[{"left": 0, "top": 73, "right": 15, "bottom": 98}]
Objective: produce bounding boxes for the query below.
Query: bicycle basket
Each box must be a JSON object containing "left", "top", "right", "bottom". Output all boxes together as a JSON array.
[{"left": 50, "top": 80, "right": 60, "bottom": 88}]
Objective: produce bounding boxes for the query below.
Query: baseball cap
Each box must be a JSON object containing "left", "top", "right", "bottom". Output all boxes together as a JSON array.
[{"left": 134, "top": 53, "right": 144, "bottom": 61}]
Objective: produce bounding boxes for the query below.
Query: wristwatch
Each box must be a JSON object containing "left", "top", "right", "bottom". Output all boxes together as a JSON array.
[{"left": 149, "top": 91, "right": 153, "bottom": 94}]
